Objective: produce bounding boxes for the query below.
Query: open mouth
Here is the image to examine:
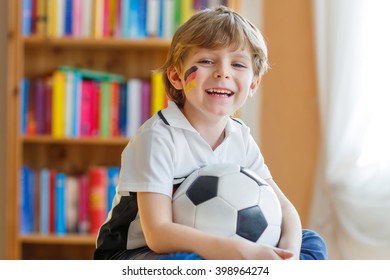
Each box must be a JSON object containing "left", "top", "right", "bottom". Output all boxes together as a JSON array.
[{"left": 205, "top": 89, "right": 235, "bottom": 97}]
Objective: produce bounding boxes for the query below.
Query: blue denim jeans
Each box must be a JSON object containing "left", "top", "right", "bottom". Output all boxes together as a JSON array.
[{"left": 160, "top": 229, "right": 328, "bottom": 260}]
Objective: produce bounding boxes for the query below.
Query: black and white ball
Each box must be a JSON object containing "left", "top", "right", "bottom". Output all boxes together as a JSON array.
[{"left": 172, "top": 163, "right": 282, "bottom": 246}]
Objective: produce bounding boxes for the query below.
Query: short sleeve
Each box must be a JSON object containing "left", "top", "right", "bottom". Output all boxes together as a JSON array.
[{"left": 118, "top": 125, "right": 176, "bottom": 198}]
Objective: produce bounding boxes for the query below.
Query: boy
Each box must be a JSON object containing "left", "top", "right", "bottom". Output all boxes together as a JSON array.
[{"left": 94, "top": 6, "right": 327, "bottom": 260}]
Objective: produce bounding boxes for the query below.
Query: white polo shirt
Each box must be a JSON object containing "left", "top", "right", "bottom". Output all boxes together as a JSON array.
[
  {"left": 97, "top": 101, "right": 272, "bottom": 252},
  {"left": 119, "top": 101, "right": 271, "bottom": 197}
]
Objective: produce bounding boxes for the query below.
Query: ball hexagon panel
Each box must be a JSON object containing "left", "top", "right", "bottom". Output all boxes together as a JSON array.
[
  {"left": 172, "top": 193, "right": 197, "bottom": 227},
  {"left": 218, "top": 172, "right": 260, "bottom": 210},
  {"left": 257, "top": 225, "right": 282, "bottom": 246},
  {"left": 195, "top": 197, "right": 237, "bottom": 237},
  {"left": 258, "top": 185, "right": 282, "bottom": 226},
  {"left": 186, "top": 176, "right": 219, "bottom": 205},
  {"left": 236, "top": 205, "right": 268, "bottom": 242}
]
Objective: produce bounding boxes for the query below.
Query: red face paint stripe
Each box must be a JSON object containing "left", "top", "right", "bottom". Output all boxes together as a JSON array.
[{"left": 184, "top": 71, "right": 197, "bottom": 87}]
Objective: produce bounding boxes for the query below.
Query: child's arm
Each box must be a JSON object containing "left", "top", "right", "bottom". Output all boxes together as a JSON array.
[
  {"left": 266, "top": 179, "right": 302, "bottom": 260},
  {"left": 137, "top": 192, "right": 294, "bottom": 260}
]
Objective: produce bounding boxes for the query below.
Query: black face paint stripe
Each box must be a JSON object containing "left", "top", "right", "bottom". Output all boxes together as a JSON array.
[{"left": 184, "top": 66, "right": 198, "bottom": 81}]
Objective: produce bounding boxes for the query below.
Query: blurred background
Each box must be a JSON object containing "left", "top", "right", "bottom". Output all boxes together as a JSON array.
[{"left": 1, "top": 0, "right": 389, "bottom": 259}]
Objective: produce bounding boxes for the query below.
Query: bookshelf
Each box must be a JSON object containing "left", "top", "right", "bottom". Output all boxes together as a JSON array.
[
  {"left": 6, "top": 0, "right": 170, "bottom": 260},
  {"left": 7, "top": 0, "right": 241, "bottom": 260}
]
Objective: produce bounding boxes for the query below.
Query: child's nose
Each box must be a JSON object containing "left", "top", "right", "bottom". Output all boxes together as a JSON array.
[{"left": 213, "top": 66, "right": 231, "bottom": 79}]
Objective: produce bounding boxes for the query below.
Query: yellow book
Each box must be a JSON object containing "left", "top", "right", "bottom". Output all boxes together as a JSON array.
[
  {"left": 36, "top": 0, "right": 47, "bottom": 36},
  {"left": 93, "top": 0, "right": 104, "bottom": 38},
  {"left": 150, "top": 72, "right": 166, "bottom": 116},
  {"left": 180, "top": 0, "right": 194, "bottom": 24},
  {"left": 46, "top": 0, "right": 56, "bottom": 37},
  {"left": 52, "top": 71, "right": 66, "bottom": 138}
]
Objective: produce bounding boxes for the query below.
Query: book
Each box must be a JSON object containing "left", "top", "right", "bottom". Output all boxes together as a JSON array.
[
  {"left": 99, "top": 81, "right": 111, "bottom": 137},
  {"left": 141, "top": 80, "right": 151, "bottom": 124},
  {"left": 20, "top": 78, "right": 29, "bottom": 135},
  {"left": 107, "top": 167, "right": 120, "bottom": 213},
  {"left": 146, "top": 0, "right": 159, "bottom": 37},
  {"left": 55, "top": 172, "right": 66, "bottom": 235},
  {"left": 49, "top": 169, "right": 56, "bottom": 233},
  {"left": 35, "top": 79, "right": 46, "bottom": 134},
  {"left": 66, "top": 176, "right": 79, "bottom": 233},
  {"left": 126, "top": 79, "right": 142, "bottom": 137},
  {"left": 22, "top": 0, "right": 32, "bottom": 36},
  {"left": 80, "top": 80, "right": 93, "bottom": 136},
  {"left": 110, "top": 81, "right": 120, "bottom": 136},
  {"left": 20, "top": 166, "right": 34, "bottom": 234},
  {"left": 35, "top": 0, "right": 47, "bottom": 36},
  {"left": 150, "top": 71, "right": 166, "bottom": 116},
  {"left": 78, "top": 174, "right": 89, "bottom": 234},
  {"left": 39, "top": 168, "right": 50, "bottom": 234},
  {"left": 81, "top": 0, "right": 93, "bottom": 37},
  {"left": 51, "top": 71, "right": 66, "bottom": 137},
  {"left": 88, "top": 167, "right": 108, "bottom": 234}
]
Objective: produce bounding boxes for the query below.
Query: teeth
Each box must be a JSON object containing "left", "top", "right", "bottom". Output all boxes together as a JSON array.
[{"left": 206, "top": 89, "right": 233, "bottom": 95}]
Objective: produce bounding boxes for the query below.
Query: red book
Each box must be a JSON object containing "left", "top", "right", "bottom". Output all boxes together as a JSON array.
[
  {"left": 80, "top": 80, "right": 92, "bottom": 136},
  {"left": 88, "top": 167, "right": 107, "bottom": 234},
  {"left": 90, "top": 81, "right": 100, "bottom": 136},
  {"left": 78, "top": 174, "right": 89, "bottom": 234},
  {"left": 44, "top": 78, "right": 52, "bottom": 135}
]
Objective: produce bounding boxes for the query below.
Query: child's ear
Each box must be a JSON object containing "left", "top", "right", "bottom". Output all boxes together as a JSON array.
[
  {"left": 167, "top": 67, "right": 183, "bottom": 90},
  {"left": 249, "top": 76, "right": 261, "bottom": 97}
]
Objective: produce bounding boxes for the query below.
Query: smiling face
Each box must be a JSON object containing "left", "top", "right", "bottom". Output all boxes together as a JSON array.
[{"left": 168, "top": 46, "right": 261, "bottom": 125}]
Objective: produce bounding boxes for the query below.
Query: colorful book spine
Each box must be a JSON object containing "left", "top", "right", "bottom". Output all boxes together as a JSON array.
[
  {"left": 88, "top": 167, "right": 108, "bottom": 234},
  {"left": 51, "top": 71, "right": 66, "bottom": 137},
  {"left": 99, "top": 81, "right": 111, "bottom": 137},
  {"left": 107, "top": 167, "right": 120, "bottom": 213},
  {"left": 22, "top": 0, "right": 33, "bottom": 36},
  {"left": 35, "top": 79, "right": 46, "bottom": 134},
  {"left": 78, "top": 174, "right": 89, "bottom": 234},
  {"left": 20, "top": 78, "right": 29, "bottom": 135},
  {"left": 141, "top": 80, "right": 151, "bottom": 124},
  {"left": 55, "top": 172, "right": 66, "bottom": 235},
  {"left": 150, "top": 72, "right": 166, "bottom": 116},
  {"left": 110, "top": 81, "right": 120, "bottom": 136},
  {"left": 39, "top": 168, "right": 49, "bottom": 234},
  {"left": 80, "top": 80, "right": 93, "bottom": 136},
  {"left": 65, "top": 176, "right": 79, "bottom": 233},
  {"left": 126, "top": 79, "right": 142, "bottom": 136}
]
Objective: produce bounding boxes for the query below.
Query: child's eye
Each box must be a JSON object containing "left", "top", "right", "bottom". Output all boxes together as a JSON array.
[
  {"left": 232, "top": 63, "right": 246, "bottom": 68},
  {"left": 199, "top": 59, "right": 213, "bottom": 65}
]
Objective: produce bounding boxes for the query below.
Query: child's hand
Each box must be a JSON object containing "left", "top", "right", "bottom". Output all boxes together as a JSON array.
[{"left": 229, "top": 239, "right": 294, "bottom": 260}]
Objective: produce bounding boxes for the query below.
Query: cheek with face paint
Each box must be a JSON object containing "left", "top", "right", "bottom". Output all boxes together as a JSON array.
[{"left": 184, "top": 66, "right": 198, "bottom": 92}]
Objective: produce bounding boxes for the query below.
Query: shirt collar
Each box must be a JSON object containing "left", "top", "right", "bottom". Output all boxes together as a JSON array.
[{"left": 161, "top": 101, "right": 242, "bottom": 135}]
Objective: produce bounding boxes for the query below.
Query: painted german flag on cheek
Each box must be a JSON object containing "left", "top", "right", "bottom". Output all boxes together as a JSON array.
[{"left": 184, "top": 66, "right": 197, "bottom": 92}]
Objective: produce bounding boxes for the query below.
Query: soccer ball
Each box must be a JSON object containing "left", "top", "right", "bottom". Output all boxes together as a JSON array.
[{"left": 172, "top": 163, "right": 282, "bottom": 246}]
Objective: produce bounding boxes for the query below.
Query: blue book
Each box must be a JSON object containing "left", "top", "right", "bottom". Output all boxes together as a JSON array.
[
  {"left": 157, "top": 0, "right": 164, "bottom": 38},
  {"left": 64, "top": 0, "right": 73, "bottom": 35},
  {"left": 107, "top": 167, "right": 120, "bottom": 213},
  {"left": 72, "top": 71, "right": 82, "bottom": 137},
  {"left": 118, "top": 83, "right": 128, "bottom": 136},
  {"left": 40, "top": 168, "right": 50, "bottom": 234},
  {"left": 20, "top": 166, "right": 31, "bottom": 234},
  {"left": 20, "top": 78, "right": 29, "bottom": 135},
  {"left": 121, "top": 0, "right": 130, "bottom": 38},
  {"left": 129, "top": 0, "right": 140, "bottom": 38},
  {"left": 22, "top": 0, "right": 32, "bottom": 36},
  {"left": 138, "top": 0, "right": 148, "bottom": 37},
  {"left": 55, "top": 173, "right": 66, "bottom": 235}
]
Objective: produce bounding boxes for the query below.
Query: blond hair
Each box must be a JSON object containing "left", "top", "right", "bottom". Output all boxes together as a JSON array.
[{"left": 159, "top": 6, "right": 269, "bottom": 108}]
